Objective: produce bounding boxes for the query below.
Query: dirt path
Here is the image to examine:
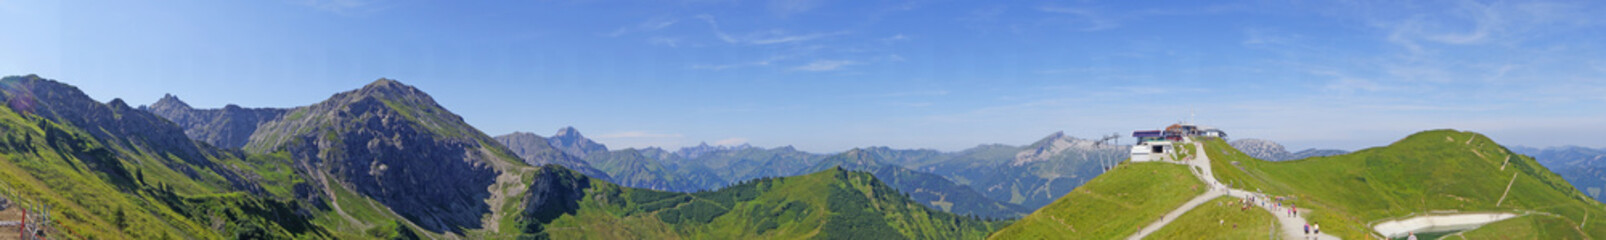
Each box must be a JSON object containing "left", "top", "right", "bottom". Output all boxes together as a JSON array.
[{"left": 1128, "top": 141, "right": 1340, "bottom": 240}]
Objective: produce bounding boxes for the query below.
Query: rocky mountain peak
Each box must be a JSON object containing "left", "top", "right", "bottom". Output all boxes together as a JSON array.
[
  {"left": 1013, "top": 131, "right": 1106, "bottom": 166},
  {"left": 1044, "top": 131, "right": 1067, "bottom": 141},
  {"left": 350, "top": 78, "right": 435, "bottom": 106},
  {"left": 362, "top": 78, "right": 409, "bottom": 91},
  {"left": 547, "top": 126, "right": 608, "bottom": 158},
  {"left": 555, "top": 126, "right": 583, "bottom": 138},
  {"left": 151, "top": 93, "right": 192, "bottom": 110},
  {"left": 108, "top": 98, "right": 132, "bottom": 109},
  {"left": 237, "top": 78, "right": 508, "bottom": 233},
  {"left": 1229, "top": 138, "right": 1292, "bottom": 161}
]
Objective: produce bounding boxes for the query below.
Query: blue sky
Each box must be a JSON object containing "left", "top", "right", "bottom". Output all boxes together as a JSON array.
[{"left": 2, "top": 0, "right": 1604, "bottom": 152}]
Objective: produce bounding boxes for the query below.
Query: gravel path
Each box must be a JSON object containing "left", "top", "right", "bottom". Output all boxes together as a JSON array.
[{"left": 1128, "top": 141, "right": 1340, "bottom": 240}]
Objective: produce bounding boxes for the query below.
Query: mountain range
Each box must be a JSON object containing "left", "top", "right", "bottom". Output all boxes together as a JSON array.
[
  {"left": 0, "top": 75, "right": 1012, "bottom": 239},
  {"left": 1227, "top": 138, "right": 1349, "bottom": 161},
  {"left": 142, "top": 77, "right": 1129, "bottom": 220},
  {"left": 493, "top": 127, "right": 1127, "bottom": 218},
  {"left": 1511, "top": 146, "right": 1606, "bottom": 202}
]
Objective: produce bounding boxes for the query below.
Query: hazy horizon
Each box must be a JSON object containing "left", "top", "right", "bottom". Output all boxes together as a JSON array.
[{"left": 4, "top": 0, "right": 1604, "bottom": 152}]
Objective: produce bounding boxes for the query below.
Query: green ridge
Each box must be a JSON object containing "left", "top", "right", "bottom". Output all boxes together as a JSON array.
[
  {"left": 1146, "top": 196, "right": 1279, "bottom": 239},
  {"left": 988, "top": 162, "right": 1206, "bottom": 239},
  {"left": 0, "top": 77, "right": 328, "bottom": 239},
  {"left": 1201, "top": 129, "right": 1606, "bottom": 238},
  {"left": 517, "top": 165, "right": 1010, "bottom": 239}
]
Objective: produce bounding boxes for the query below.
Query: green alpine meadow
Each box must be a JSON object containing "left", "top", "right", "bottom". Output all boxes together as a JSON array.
[{"left": 4, "top": 0, "right": 1605, "bottom": 239}]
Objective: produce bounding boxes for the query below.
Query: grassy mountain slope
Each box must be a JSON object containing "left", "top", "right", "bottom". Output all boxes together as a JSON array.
[
  {"left": 515, "top": 165, "right": 1010, "bottom": 239},
  {"left": 805, "top": 148, "right": 1031, "bottom": 218},
  {"left": 1458, "top": 213, "right": 1586, "bottom": 239},
  {"left": 1203, "top": 129, "right": 1606, "bottom": 238},
  {"left": 1146, "top": 196, "right": 1278, "bottom": 239},
  {"left": 988, "top": 162, "right": 1205, "bottom": 239},
  {"left": 0, "top": 75, "right": 326, "bottom": 239}
]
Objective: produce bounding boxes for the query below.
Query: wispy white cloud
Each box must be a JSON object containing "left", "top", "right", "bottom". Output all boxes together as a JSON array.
[
  {"left": 748, "top": 31, "right": 849, "bottom": 45},
  {"left": 596, "top": 131, "right": 685, "bottom": 139},
  {"left": 879, "top": 34, "right": 909, "bottom": 43},
  {"left": 690, "top": 54, "right": 796, "bottom": 70},
  {"left": 607, "top": 17, "right": 680, "bottom": 37},
  {"left": 694, "top": 14, "right": 739, "bottom": 43},
  {"left": 1038, "top": 6, "right": 1119, "bottom": 31},
  {"left": 1319, "top": 75, "right": 1387, "bottom": 93},
  {"left": 712, "top": 137, "right": 749, "bottom": 146},
  {"left": 1365, "top": 0, "right": 1601, "bottom": 54},
  {"left": 695, "top": 14, "right": 846, "bottom": 45},
  {"left": 646, "top": 36, "right": 683, "bottom": 47},
  {"left": 880, "top": 54, "right": 906, "bottom": 62},
  {"left": 1241, "top": 28, "right": 1303, "bottom": 47},
  {"left": 791, "top": 60, "right": 858, "bottom": 71}
]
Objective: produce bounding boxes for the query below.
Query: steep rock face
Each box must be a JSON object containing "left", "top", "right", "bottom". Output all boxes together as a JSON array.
[
  {"left": 246, "top": 79, "right": 507, "bottom": 233},
  {"left": 494, "top": 132, "right": 612, "bottom": 180},
  {"left": 547, "top": 127, "right": 607, "bottom": 158},
  {"left": 145, "top": 94, "right": 287, "bottom": 149},
  {"left": 518, "top": 165, "right": 592, "bottom": 232}
]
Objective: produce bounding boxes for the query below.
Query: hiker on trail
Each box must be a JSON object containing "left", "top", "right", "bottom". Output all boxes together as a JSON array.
[
  {"left": 1303, "top": 223, "right": 1310, "bottom": 237},
  {"left": 1407, "top": 231, "right": 1417, "bottom": 240}
]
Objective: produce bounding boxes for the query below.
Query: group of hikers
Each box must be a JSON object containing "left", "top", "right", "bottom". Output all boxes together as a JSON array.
[
  {"left": 1304, "top": 222, "right": 1322, "bottom": 239},
  {"left": 1234, "top": 192, "right": 1330, "bottom": 239},
  {"left": 1240, "top": 193, "right": 1300, "bottom": 218}
]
